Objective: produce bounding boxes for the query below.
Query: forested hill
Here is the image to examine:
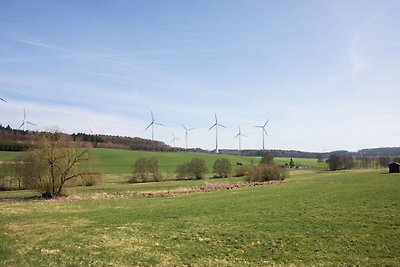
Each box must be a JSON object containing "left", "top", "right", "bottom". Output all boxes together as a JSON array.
[
  {"left": 357, "top": 147, "right": 400, "bottom": 156},
  {"left": 0, "top": 125, "right": 171, "bottom": 152}
]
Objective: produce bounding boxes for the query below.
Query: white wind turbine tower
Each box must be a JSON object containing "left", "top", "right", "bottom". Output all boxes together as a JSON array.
[
  {"left": 182, "top": 124, "right": 195, "bottom": 150},
  {"left": 208, "top": 113, "right": 226, "bottom": 154},
  {"left": 170, "top": 132, "right": 180, "bottom": 148},
  {"left": 254, "top": 119, "right": 269, "bottom": 150},
  {"left": 145, "top": 111, "right": 164, "bottom": 141},
  {"left": 234, "top": 126, "right": 247, "bottom": 152},
  {"left": 19, "top": 108, "right": 37, "bottom": 131}
]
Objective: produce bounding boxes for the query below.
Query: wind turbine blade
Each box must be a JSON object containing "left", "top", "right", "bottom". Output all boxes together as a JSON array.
[
  {"left": 214, "top": 113, "right": 217, "bottom": 122},
  {"left": 24, "top": 108, "right": 26, "bottom": 120},
  {"left": 181, "top": 124, "right": 187, "bottom": 130},
  {"left": 0, "top": 97, "right": 6, "bottom": 102},
  {"left": 218, "top": 124, "right": 226, "bottom": 128},
  {"left": 208, "top": 123, "right": 217, "bottom": 131},
  {"left": 27, "top": 121, "right": 36, "bottom": 126},
  {"left": 19, "top": 122, "right": 25, "bottom": 129},
  {"left": 254, "top": 125, "right": 262, "bottom": 128},
  {"left": 264, "top": 120, "right": 270, "bottom": 127},
  {"left": 242, "top": 134, "right": 248, "bottom": 137},
  {"left": 151, "top": 111, "right": 154, "bottom": 122},
  {"left": 264, "top": 129, "right": 269, "bottom": 136},
  {"left": 88, "top": 127, "right": 93, "bottom": 134},
  {"left": 155, "top": 123, "right": 164, "bottom": 126},
  {"left": 145, "top": 122, "right": 153, "bottom": 130},
  {"left": 188, "top": 128, "right": 195, "bottom": 131},
  {"left": 234, "top": 133, "right": 240, "bottom": 138}
]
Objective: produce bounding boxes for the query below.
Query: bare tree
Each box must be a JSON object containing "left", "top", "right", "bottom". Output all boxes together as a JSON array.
[
  {"left": 131, "top": 157, "right": 161, "bottom": 183},
  {"left": 22, "top": 131, "right": 100, "bottom": 198},
  {"left": 260, "top": 152, "right": 273, "bottom": 165},
  {"left": 213, "top": 158, "right": 232, "bottom": 178},
  {"left": 175, "top": 158, "right": 207, "bottom": 180}
]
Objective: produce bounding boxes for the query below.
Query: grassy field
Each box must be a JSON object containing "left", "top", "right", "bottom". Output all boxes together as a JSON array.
[
  {"left": 0, "top": 149, "right": 399, "bottom": 266},
  {"left": 0, "top": 148, "right": 325, "bottom": 175}
]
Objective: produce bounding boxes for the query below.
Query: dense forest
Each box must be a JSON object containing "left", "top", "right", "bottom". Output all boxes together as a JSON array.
[{"left": 0, "top": 125, "right": 172, "bottom": 152}]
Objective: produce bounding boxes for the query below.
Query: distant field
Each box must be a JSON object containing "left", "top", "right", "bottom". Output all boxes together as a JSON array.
[
  {"left": 0, "top": 148, "right": 326, "bottom": 176},
  {"left": 0, "top": 151, "right": 20, "bottom": 161},
  {"left": 0, "top": 169, "right": 399, "bottom": 266},
  {"left": 92, "top": 148, "right": 260, "bottom": 175}
]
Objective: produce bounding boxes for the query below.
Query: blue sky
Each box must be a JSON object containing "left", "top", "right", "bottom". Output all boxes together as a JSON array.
[{"left": 0, "top": 0, "right": 399, "bottom": 152}]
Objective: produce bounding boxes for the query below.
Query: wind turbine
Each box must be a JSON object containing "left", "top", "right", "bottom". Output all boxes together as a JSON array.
[
  {"left": 19, "top": 108, "right": 36, "bottom": 131},
  {"left": 254, "top": 119, "right": 269, "bottom": 150},
  {"left": 170, "top": 132, "right": 180, "bottom": 148},
  {"left": 145, "top": 111, "right": 164, "bottom": 141},
  {"left": 234, "top": 126, "right": 247, "bottom": 152},
  {"left": 0, "top": 97, "right": 6, "bottom": 103},
  {"left": 182, "top": 124, "right": 195, "bottom": 149},
  {"left": 208, "top": 113, "right": 226, "bottom": 154}
]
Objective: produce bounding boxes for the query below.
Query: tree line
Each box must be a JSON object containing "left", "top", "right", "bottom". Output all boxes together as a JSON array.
[
  {"left": 130, "top": 152, "right": 288, "bottom": 183},
  {"left": 0, "top": 125, "right": 172, "bottom": 152},
  {"left": 326, "top": 155, "right": 400, "bottom": 171}
]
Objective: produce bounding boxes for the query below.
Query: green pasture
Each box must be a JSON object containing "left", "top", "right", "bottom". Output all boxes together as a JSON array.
[
  {"left": 92, "top": 148, "right": 259, "bottom": 175},
  {"left": 0, "top": 148, "right": 325, "bottom": 199},
  {"left": 0, "top": 169, "right": 399, "bottom": 266},
  {"left": 0, "top": 151, "right": 20, "bottom": 161},
  {"left": 0, "top": 148, "right": 326, "bottom": 176}
]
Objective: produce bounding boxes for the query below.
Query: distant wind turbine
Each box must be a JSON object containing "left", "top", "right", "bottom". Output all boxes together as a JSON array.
[
  {"left": 234, "top": 126, "right": 247, "bottom": 152},
  {"left": 145, "top": 111, "right": 164, "bottom": 141},
  {"left": 0, "top": 97, "right": 6, "bottom": 103},
  {"left": 182, "top": 124, "right": 195, "bottom": 149},
  {"left": 19, "top": 108, "right": 37, "bottom": 131},
  {"left": 208, "top": 113, "right": 226, "bottom": 154},
  {"left": 254, "top": 119, "right": 269, "bottom": 150},
  {"left": 170, "top": 132, "right": 180, "bottom": 148}
]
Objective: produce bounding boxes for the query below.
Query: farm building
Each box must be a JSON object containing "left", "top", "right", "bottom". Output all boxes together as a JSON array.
[{"left": 388, "top": 162, "right": 400, "bottom": 173}]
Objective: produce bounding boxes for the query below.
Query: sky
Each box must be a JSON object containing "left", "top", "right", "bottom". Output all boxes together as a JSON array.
[{"left": 0, "top": 0, "right": 399, "bottom": 152}]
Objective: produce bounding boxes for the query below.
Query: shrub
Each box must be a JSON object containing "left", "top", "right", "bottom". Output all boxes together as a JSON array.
[
  {"left": 131, "top": 157, "right": 161, "bottom": 183},
  {"left": 260, "top": 152, "right": 273, "bottom": 165},
  {"left": 176, "top": 162, "right": 191, "bottom": 180},
  {"left": 189, "top": 158, "right": 208, "bottom": 179},
  {"left": 0, "top": 158, "right": 25, "bottom": 190},
  {"left": 81, "top": 171, "right": 102, "bottom": 186},
  {"left": 235, "top": 165, "right": 248, "bottom": 177},
  {"left": 246, "top": 164, "right": 288, "bottom": 182},
  {"left": 213, "top": 158, "right": 232, "bottom": 178},
  {"left": 175, "top": 158, "right": 208, "bottom": 180},
  {"left": 326, "top": 155, "right": 343, "bottom": 171}
]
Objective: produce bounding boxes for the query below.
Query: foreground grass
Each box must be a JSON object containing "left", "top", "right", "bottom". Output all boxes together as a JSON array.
[{"left": 0, "top": 170, "right": 399, "bottom": 266}]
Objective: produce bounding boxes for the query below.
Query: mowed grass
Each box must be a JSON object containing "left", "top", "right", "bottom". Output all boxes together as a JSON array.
[{"left": 0, "top": 169, "right": 399, "bottom": 266}]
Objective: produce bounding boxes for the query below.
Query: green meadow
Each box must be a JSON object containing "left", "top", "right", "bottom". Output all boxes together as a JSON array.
[{"left": 0, "top": 149, "right": 399, "bottom": 266}]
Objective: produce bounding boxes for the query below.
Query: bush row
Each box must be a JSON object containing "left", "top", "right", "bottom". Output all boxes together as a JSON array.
[{"left": 130, "top": 153, "right": 288, "bottom": 183}]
